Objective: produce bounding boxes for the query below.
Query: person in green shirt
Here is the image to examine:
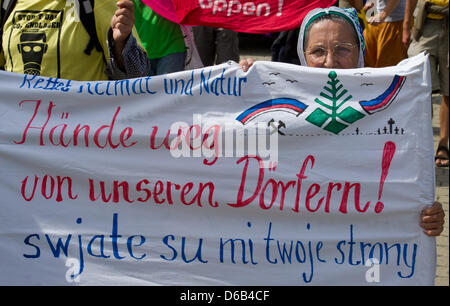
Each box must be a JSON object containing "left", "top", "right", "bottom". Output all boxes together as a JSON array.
[{"left": 132, "top": 0, "right": 186, "bottom": 75}]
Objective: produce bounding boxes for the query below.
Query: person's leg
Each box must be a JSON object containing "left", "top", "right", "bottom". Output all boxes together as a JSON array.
[
  {"left": 155, "top": 52, "right": 186, "bottom": 75},
  {"left": 215, "top": 28, "right": 240, "bottom": 64},
  {"left": 428, "top": 55, "right": 439, "bottom": 117},
  {"left": 193, "top": 26, "right": 216, "bottom": 67},
  {"left": 363, "top": 23, "right": 379, "bottom": 67},
  {"left": 435, "top": 19, "right": 449, "bottom": 167},
  {"left": 436, "top": 95, "right": 449, "bottom": 167},
  {"left": 372, "top": 21, "right": 407, "bottom": 67},
  {"left": 148, "top": 58, "right": 158, "bottom": 76},
  {"left": 408, "top": 18, "right": 441, "bottom": 117}
]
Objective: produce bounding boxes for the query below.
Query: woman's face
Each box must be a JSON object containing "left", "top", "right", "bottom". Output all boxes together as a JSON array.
[{"left": 304, "top": 19, "right": 359, "bottom": 69}]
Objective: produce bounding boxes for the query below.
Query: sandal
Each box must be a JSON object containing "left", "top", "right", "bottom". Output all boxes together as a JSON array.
[{"left": 435, "top": 146, "right": 449, "bottom": 167}]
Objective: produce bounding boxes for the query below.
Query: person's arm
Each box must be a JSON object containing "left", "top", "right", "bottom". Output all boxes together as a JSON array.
[
  {"left": 106, "top": 29, "right": 151, "bottom": 79},
  {"left": 107, "top": 0, "right": 151, "bottom": 79},
  {"left": 368, "top": 0, "right": 402, "bottom": 25},
  {"left": 402, "top": 0, "right": 418, "bottom": 49},
  {"left": 110, "top": 0, "right": 135, "bottom": 71}
]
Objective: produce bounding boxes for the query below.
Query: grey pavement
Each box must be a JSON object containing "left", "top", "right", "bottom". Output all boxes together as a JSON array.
[{"left": 238, "top": 35, "right": 449, "bottom": 286}]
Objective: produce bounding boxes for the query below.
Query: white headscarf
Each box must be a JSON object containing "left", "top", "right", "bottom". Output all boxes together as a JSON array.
[{"left": 297, "top": 6, "right": 366, "bottom": 68}]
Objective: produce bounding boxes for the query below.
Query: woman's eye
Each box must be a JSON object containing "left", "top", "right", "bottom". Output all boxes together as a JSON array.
[
  {"left": 335, "top": 47, "right": 351, "bottom": 56},
  {"left": 311, "top": 48, "right": 326, "bottom": 56}
]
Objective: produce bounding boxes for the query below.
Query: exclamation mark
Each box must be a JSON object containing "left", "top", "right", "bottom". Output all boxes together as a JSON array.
[
  {"left": 277, "top": 0, "right": 284, "bottom": 16},
  {"left": 375, "top": 141, "right": 396, "bottom": 213}
]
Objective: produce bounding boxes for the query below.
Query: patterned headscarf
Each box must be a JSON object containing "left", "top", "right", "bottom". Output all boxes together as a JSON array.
[{"left": 297, "top": 7, "right": 366, "bottom": 68}]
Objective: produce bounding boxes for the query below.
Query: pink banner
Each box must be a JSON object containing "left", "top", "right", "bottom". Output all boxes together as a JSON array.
[
  {"left": 141, "top": 0, "right": 179, "bottom": 23},
  {"left": 142, "top": 0, "right": 336, "bottom": 33}
]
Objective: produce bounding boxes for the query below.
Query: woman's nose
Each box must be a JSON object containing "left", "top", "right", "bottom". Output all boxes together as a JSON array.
[{"left": 323, "top": 50, "right": 336, "bottom": 68}]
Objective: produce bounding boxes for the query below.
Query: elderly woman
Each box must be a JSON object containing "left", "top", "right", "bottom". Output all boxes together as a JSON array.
[{"left": 240, "top": 6, "right": 445, "bottom": 237}]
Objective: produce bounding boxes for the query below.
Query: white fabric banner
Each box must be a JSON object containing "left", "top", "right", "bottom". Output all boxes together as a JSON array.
[{"left": 0, "top": 53, "right": 436, "bottom": 285}]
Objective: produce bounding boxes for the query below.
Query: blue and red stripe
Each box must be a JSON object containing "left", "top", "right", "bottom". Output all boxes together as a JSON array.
[
  {"left": 236, "top": 98, "right": 308, "bottom": 125},
  {"left": 359, "top": 75, "right": 406, "bottom": 114}
]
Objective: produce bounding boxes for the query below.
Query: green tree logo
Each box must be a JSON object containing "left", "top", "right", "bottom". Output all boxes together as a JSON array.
[{"left": 306, "top": 71, "right": 365, "bottom": 134}]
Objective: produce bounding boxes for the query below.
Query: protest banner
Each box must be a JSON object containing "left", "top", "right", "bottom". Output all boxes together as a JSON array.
[
  {"left": 0, "top": 53, "right": 436, "bottom": 285},
  {"left": 142, "top": 0, "right": 336, "bottom": 33}
]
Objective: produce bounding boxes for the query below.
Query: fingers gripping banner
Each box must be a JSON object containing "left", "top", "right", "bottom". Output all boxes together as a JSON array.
[{"left": 0, "top": 53, "right": 436, "bottom": 285}]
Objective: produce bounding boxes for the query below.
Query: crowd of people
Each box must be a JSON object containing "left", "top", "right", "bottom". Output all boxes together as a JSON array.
[{"left": 0, "top": 1, "right": 446, "bottom": 237}]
